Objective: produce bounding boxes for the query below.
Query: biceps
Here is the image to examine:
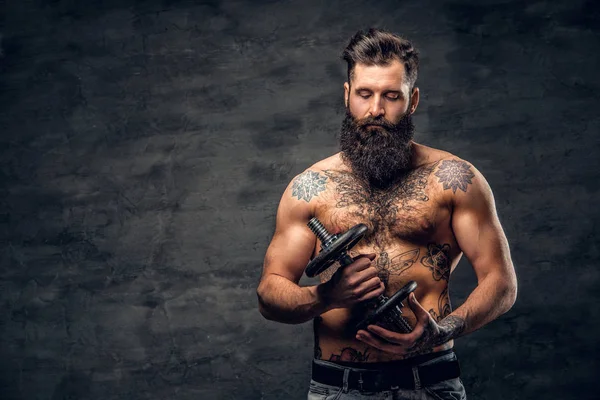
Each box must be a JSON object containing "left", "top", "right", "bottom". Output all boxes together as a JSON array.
[
  {"left": 262, "top": 224, "right": 316, "bottom": 283},
  {"left": 452, "top": 207, "right": 511, "bottom": 280}
]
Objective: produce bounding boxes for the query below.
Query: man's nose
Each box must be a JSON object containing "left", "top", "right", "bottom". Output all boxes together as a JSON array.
[{"left": 368, "top": 96, "right": 385, "bottom": 118}]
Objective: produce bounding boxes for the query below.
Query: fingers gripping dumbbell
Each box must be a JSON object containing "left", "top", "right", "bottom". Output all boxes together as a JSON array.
[{"left": 305, "top": 217, "right": 417, "bottom": 334}]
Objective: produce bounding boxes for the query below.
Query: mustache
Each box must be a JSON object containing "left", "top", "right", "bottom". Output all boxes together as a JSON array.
[{"left": 356, "top": 117, "right": 396, "bottom": 130}]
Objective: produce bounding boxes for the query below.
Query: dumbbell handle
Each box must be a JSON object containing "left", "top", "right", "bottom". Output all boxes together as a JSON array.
[
  {"left": 371, "top": 296, "right": 413, "bottom": 333},
  {"left": 308, "top": 218, "right": 355, "bottom": 267},
  {"left": 338, "top": 254, "right": 353, "bottom": 267},
  {"left": 308, "top": 218, "right": 336, "bottom": 249}
]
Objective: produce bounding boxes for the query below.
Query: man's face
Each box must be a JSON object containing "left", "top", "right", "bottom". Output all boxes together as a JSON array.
[
  {"left": 344, "top": 59, "right": 415, "bottom": 124},
  {"left": 340, "top": 59, "right": 420, "bottom": 190}
]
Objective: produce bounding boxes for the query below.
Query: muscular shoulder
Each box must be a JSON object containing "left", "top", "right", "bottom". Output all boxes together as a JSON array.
[
  {"left": 414, "top": 143, "right": 489, "bottom": 203},
  {"left": 432, "top": 157, "right": 478, "bottom": 196},
  {"left": 432, "top": 159, "right": 493, "bottom": 214},
  {"left": 278, "top": 154, "right": 341, "bottom": 217}
]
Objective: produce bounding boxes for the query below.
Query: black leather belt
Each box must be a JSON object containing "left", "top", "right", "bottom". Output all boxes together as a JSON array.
[{"left": 312, "top": 358, "right": 461, "bottom": 392}]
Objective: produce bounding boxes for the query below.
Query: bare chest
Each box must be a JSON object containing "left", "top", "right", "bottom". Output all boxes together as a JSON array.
[{"left": 315, "top": 168, "right": 450, "bottom": 248}]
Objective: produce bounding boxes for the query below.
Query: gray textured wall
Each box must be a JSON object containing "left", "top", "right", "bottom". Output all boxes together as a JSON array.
[{"left": 0, "top": 0, "right": 598, "bottom": 399}]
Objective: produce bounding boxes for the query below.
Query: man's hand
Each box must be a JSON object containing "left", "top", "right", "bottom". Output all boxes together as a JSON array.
[
  {"left": 355, "top": 293, "right": 465, "bottom": 356},
  {"left": 319, "top": 253, "right": 385, "bottom": 309}
]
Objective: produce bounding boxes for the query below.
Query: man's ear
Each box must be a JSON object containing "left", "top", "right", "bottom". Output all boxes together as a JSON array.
[
  {"left": 410, "top": 86, "right": 420, "bottom": 114},
  {"left": 344, "top": 82, "right": 350, "bottom": 108}
]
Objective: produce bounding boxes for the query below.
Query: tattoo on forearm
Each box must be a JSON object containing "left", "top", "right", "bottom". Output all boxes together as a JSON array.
[
  {"left": 421, "top": 243, "right": 451, "bottom": 281},
  {"left": 405, "top": 320, "right": 436, "bottom": 356},
  {"left": 406, "top": 315, "right": 466, "bottom": 356},
  {"left": 291, "top": 171, "right": 327, "bottom": 202},
  {"left": 439, "top": 315, "right": 466, "bottom": 339},
  {"left": 429, "top": 286, "right": 452, "bottom": 322},
  {"left": 434, "top": 160, "right": 475, "bottom": 193},
  {"left": 329, "top": 347, "right": 370, "bottom": 362}
]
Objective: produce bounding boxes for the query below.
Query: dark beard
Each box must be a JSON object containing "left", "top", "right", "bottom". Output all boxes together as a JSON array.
[{"left": 339, "top": 108, "right": 415, "bottom": 190}]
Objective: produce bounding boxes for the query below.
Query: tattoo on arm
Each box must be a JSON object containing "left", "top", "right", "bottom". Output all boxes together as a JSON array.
[
  {"left": 434, "top": 160, "right": 475, "bottom": 193},
  {"left": 291, "top": 171, "right": 327, "bottom": 202},
  {"left": 439, "top": 315, "right": 466, "bottom": 339},
  {"left": 406, "top": 315, "right": 466, "bottom": 356},
  {"left": 421, "top": 243, "right": 451, "bottom": 281}
]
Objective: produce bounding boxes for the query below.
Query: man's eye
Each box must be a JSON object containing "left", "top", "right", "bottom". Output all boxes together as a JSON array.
[
  {"left": 359, "top": 94, "right": 371, "bottom": 99},
  {"left": 386, "top": 95, "right": 399, "bottom": 100}
]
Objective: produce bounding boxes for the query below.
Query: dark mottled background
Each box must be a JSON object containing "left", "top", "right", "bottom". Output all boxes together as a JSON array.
[{"left": 0, "top": 0, "right": 598, "bottom": 399}]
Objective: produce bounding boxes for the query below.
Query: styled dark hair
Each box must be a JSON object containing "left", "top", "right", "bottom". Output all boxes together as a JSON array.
[{"left": 342, "top": 28, "right": 420, "bottom": 89}]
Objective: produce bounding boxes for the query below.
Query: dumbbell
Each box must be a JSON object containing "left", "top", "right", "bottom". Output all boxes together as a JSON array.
[{"left": 305, "top": 217, "right": 417, "bottom": 334}]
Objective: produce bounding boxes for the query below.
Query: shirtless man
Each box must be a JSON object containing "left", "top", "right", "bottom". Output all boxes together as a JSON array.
[{"left": 256, "top": 28, "right": 517, "bottom": 399}]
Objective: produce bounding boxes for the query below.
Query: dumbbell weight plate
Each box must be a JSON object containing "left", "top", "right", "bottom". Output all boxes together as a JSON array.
[
  {"left": 305, "top": 223, "right": 368, "bottom": 278},
  {"left": 355, "top": 280, "right": 417, "bottom": 331}
]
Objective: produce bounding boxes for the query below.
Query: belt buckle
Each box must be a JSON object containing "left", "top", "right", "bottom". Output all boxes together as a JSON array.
[{"left": 358, "top": 372, "right": 364, "bottom": 391}]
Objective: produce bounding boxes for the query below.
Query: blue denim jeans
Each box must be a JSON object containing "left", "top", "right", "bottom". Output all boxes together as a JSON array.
[{"left": 308, "top": 351, "right": 466, "bottom": 400}]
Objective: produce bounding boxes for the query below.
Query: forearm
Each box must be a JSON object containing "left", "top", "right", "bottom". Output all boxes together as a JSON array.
[
  {"left": 444, "top": 272, "right": 517, "bottom": 338},
  {"left": 257, "top": 274, "right": 332, "bottom": 324}
]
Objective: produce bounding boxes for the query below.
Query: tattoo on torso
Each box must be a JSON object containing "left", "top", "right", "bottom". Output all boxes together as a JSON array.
[
  {"left": 328, "top": 347, "right": 371, "bottom": 362},
  {"left": 322, "top": 162, "right": 438, "bottom": 247},
  {"left": 374, "top": 249, "right": 420, "bottom": 284},
  {"left": 313, "top": 317, "right": 323, "bottom": 359},
  {"left": 319, "top": 247, "right": 420, "bottom": 284},
  {"left": 421, "top": 243, "right": 451, "bottom": 281},
  {"left": 301, "top": 159, "right": 472, "bottom": 359},
  {"left": 429, "top": 286, "right": 452, "bottom": 322}
]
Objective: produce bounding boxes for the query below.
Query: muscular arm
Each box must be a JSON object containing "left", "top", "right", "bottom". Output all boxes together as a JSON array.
[
  {"left": 256, "top": 171, "right": 328, "bottom": 324},
  {"left": 443, "top": 159, "right": 518, "bottom": 337},
  {"left": 257, "top": 232, "right": 333, "bottom": 324},
  {"left": 356, "top": 159, "right": 517, "bottom": 355},
  {"left": 258, "top": 272, "right": 330, "bottom": 324},
  {"left": 257, "top": 170, "right": 384, "bottom": 324}
]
